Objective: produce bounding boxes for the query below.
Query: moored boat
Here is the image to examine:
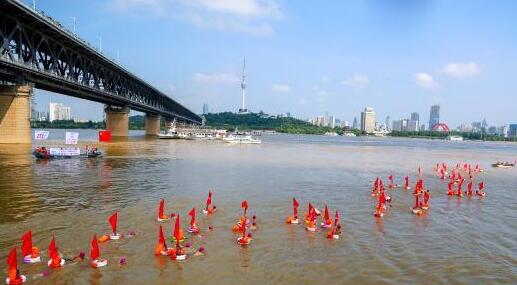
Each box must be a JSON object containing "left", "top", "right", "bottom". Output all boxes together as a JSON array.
[
  {"left": 33, "top": 147, "right": 102, "bottom": 159},
  {"left": 491, "top": 162, "right": 515, "bottom": 168}
]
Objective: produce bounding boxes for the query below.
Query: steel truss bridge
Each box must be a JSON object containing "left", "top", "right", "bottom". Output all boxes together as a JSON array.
[{"left": 0, "top": 0, "right": 201, "bottom": 124}]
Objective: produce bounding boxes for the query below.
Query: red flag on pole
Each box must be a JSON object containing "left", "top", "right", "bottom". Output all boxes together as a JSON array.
[
  {"left": 108, "top": 212, "right": 118, "bottom": 234},
  {"left": 174, "top": 214, "right": 181, "bottom": 248},
  {"left": 90, "top": 235, "right": 100, "bottom": 261},
  {"left": 158, "top": 199, "right": 165, "bottom": 219},
  {"left": 206, "top": 191, "right": 212, "bottom": 207},
  {"left": 293, "top": 197, "right": 299, "bottom": 217},
  {"left": 48, "top": 236, "right": 59, "bottom": 261},
  {"left": 188, "top": 207, "right": 196, "bottom": 226},
  {"left": 21, "top": 231, "right": 33, "bottom": 257},
  {"left": 241, "top": 200, "right": 248, "bottom": 216}
]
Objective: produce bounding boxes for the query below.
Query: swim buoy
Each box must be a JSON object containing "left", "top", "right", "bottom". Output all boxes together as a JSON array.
[
  {"left": 90, "top": 259, "right": 108, "bottom": 268},
  {"left": 47, "top": 258, "right": 65, "bottom": 268},
  {"left": 5, "top": 275, "right": 26, "bottom": 285},
  {"left": 23, "top": 255, "right": 40, "bottom": 264},
  {"left": 188, "top": 226, "right": 200, "bottom": 234},
  {"left": 286, "top": 216, "right": 299, "bottom": 224},
  {"left": 411, "top": 208, "right": 423, "bottom": 216},
  {"left": 237, "top": 236, "right": 252, "bottom": 245},
  {"left": 109, "top": 233, "right": 121, "bottom": 240}
]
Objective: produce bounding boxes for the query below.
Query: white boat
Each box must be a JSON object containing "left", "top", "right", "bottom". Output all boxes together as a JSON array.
[
  {"left": 324, "top": 132, "right": 338, "bottom": 136},
  {"left": 158, "top": 119, "right": 180, "bottom": 139},
  {"left": 223, "top": 135, "right": 261, "bottom": 144},
  {"left": 343, "top": 132, "right": 356, "bottom": 137},
  {"left": 446, "top": 135, "right": 463, "bottom": 141}
]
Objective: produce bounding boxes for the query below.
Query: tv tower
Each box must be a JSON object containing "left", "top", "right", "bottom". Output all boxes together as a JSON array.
[{"left": 238, "top": 57, "right": 248, "bottom": 113}]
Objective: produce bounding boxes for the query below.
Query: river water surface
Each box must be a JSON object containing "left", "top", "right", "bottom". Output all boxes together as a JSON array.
[{"left": 0, "top": 130, "right": 516, "bottom": 284}]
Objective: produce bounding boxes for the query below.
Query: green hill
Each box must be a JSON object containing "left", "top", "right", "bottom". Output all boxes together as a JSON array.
[{"left": 203, "top": 112, "right": 344, "bottom": 135}]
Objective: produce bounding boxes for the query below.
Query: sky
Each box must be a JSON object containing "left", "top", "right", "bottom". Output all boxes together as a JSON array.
[{"left": 29, "top": 0, "right": 517, "bottom": 127}]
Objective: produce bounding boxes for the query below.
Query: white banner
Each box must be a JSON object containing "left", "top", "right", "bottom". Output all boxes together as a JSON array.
[
  {"left": 65, "top": 132, "right": 79, "bottom": 145},
  {"left": 49, "top": 147, "right": 80, "bottom": 156},
  {"left": 34, "top": 130, "right": 49, "bottom": 140}
]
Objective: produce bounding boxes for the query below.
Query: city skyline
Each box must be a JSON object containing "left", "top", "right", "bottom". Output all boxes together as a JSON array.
[{"left": 30, "top": 0, "right": 517, "bottom": 126}]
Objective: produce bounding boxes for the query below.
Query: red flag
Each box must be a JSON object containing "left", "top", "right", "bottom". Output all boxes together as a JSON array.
[
  {"left": 173, "top": 214, "right": 181, "bottom": 247},
  {"left": 108, "top": 212, "right": 118, "bottom": 233},
  {"left": 48, "top": 236, "right": 59, "bottom": 261},
  {"left": 158, "top": 199, "right": 165, "bottom": 218},
  {"left": 334, "top": 210, "right": 340, "bottom": 225},
  {"left": 90, "top": 235, "right": 100, "bottom": 260},
  {"left": 6, "top": 247, "right": 17, "bottom": 269},
  {"left": 158, "top": 225, "right": 165, "bottom": 245},
  {"left": 241, "top": 200, "right": 248, "bottom": 216},
  {"left": 206, "top": 191, "right": 212, "bottom": 207},
  {"left": 98, "top": 130, "right": 111, "bottom": 142},
  {"left": 188, "top": 207, "right": 196, "bottom": 226},
  {"left": 292, "top": 198, "right": 299, "bottom": 217},
  {"left": 478, "top": 182, "right": 484, "bottom": 190},
  {"left": 324, "top": 205, "right": 330, "bottom": 221},
  {"left": 21, "top": 230, "right": 33, "bottom": 257}
]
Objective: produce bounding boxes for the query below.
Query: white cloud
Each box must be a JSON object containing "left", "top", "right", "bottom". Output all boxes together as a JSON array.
[
  {"left": 320, "top": 76, "right": 331, "bottom": 82},
  {"left": 342, "top": 75, "right": 369, "bottom": 87},
  {"left": 312, "top": 85, "right": 327, "bottom": 96},
  {"left": 180, "top": 0, "right": 281, "bottom": 18},
  {"left": 272, "top": 84, "right": 291, "bottom": 93},
  {"left": 193, "top": 72, "right": 239, "bottom": 84},
  {"left": 414, "top": 72, "right": 439, "bottom": 89},
  {"left": 442, "top": 61, "right": 479, "bottom": 78},
  {"left": 107, "top": 0, "right": 281, "bottom": 36}
]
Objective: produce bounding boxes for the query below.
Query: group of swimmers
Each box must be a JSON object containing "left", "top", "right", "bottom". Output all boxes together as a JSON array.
[
  {"left": 286, "top": 198, "right": 342, "bottom": 239},
  {"left": 370, "top": 162, "right": 487, "bottom": 221}
]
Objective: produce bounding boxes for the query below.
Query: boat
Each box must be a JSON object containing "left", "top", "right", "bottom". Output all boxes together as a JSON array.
[
  {"left": 446, "top": 135, "right": 464, "bottom": 141},
  {"left": 33, "top": 147, "right": 101, "bottom": 159},
  {"left": 324, "top": 132, "right": 338, "bottom": 136},
  {"left": 158, "top": 119, "right": 180, "bottom": 139},
  {"left": 491, "top": 162, "right": 515, "bottom": 168},
  {"left": 343, "top": 132, "right": 356, "bottom": 137},
  {"left": 223, "top": 135, "right": 261, "bottom": 144}
]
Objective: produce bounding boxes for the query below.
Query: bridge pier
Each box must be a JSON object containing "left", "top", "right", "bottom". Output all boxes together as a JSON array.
[
  {"left": 144, "top": 114, "right": 160, "bottom": 136},
  {"left": 105, "top": 106, "right": 130, "bottom": 137},
  {"left": 0, "top": 84, "right": 32, "bottom": 144}
]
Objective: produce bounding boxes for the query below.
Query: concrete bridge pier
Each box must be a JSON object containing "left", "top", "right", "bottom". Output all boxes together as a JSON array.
[
  {"left": 105, "top": 106, "right": 130, "bottom": 137},
  {"left": 144, "top": 114, "right": 160, "bottom": 136},
  {"left": 0, "top": 84, "right": 32, "bottom": 144}
]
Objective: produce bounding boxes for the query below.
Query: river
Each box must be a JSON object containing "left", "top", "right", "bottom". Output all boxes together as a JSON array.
[{"left": 0, "top": 130, "right": 516, "bottom": 284}]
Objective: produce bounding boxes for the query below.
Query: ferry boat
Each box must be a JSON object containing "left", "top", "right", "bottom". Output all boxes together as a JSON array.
[
  {"left": 223, "top": 135, "right": 261, "bottom": 144},
  {"left": 446, "top": 135, "right": 464, "bottom": 141},
  {"left": 491, "top": 162, "right": 515, "bottom": 168},
  {"left": 158, "top": 119, "right": 180, "bottom": 139},
  {"left": 33, "top": 147, "right": 101, "bottom": 159}
]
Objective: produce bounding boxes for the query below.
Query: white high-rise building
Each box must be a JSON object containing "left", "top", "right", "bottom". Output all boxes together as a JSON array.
[
  {"left": 360, "top": 107, "right": 375, "bottom": 133},
  {"left": 49, "top": 103, "right": 71, "bottom": 122},
  {"left": 328, "top": 115, "right": 336, "bottom": 128}
]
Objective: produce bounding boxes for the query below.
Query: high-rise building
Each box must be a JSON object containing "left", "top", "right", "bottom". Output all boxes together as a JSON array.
[
  {"left": 352, "top": 117, "right": 359, "bottom": 129},
  {"left": 411, "top": 112, "right": 420, "bottom": 122},
  {"left": 328, "top": 115, "right": 336, "bottom": 128},
  {"left": 385, "top": 116, "right": 391, "bottom": 131},
  {"left": 509, "top": 124, "right": 517, "bottom": 137},
  {"left": 360, "top": 107, "right": 375, "bottom": 133},
  {"left": 49, "top": 103, "right": 71, "bottom": 122},
  {"left": 429, "top": 105, "right": 440, "bottom": 130},
  {"left": 202, "top": 104, "right": 209, "bottom": 114},
  {"left": 315, "top": 116, "right": 325, "bottom": 127}
]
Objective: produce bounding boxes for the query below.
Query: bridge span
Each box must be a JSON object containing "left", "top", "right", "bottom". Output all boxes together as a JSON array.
[{"left": 0, "top": 0, "right": 201, "bottom": 143}]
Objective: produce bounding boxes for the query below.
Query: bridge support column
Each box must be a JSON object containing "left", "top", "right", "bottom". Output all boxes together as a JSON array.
[
  {"left": 0, "top": 84, "right": 32, "bottom": 144},
  {"left": 105, "top": 106, "right": 130, "bottom": 137},
  {"left": 144, "top": 114, "right": 160, "bottom": 136}
]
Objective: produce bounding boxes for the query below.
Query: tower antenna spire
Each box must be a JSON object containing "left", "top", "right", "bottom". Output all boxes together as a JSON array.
[{"left": 239, "top": 57, "right": 247, "bottom": 113}]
